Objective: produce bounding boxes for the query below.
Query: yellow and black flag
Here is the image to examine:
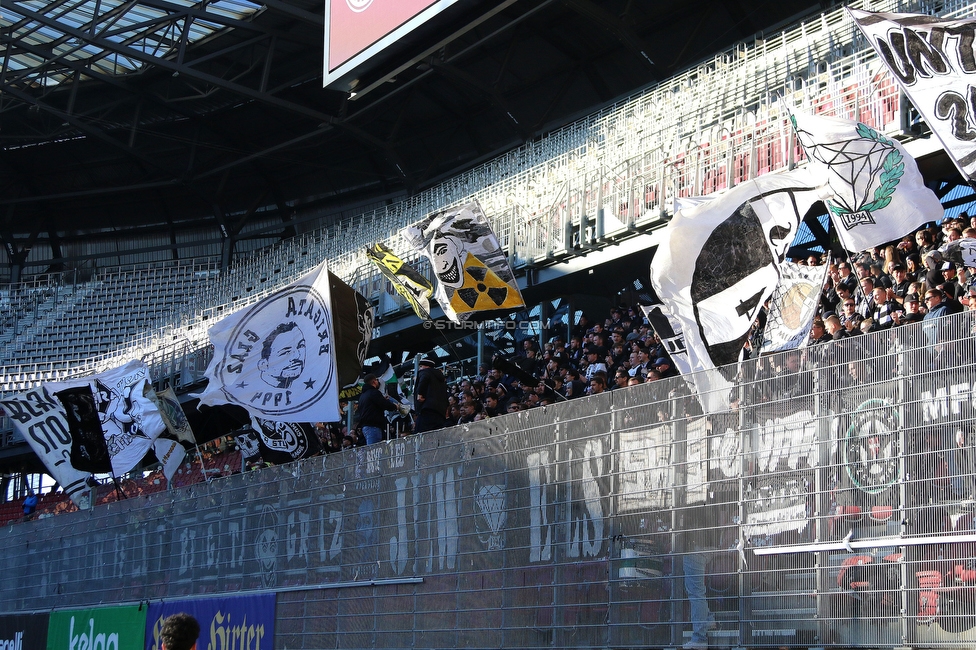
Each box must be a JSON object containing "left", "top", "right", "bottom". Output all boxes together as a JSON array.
[
  {"left": 364, "top": 242, "right": 433, "bottom": 320},
  {"left": 404, "top": 200, "right": 525, "bottom": 322}
]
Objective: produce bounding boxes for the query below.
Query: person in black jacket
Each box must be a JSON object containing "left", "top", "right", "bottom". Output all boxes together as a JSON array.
[
  {"left": 414, "top": 356, "right": 448, "bottom": 434},
  {"left": 357, "top": 373, "right": 402, "bottom": 444}
]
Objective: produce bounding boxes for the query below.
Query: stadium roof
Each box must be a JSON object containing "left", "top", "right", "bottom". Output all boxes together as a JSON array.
[{"left": 0, "top": 0, "right": 836, "bottom": 268}]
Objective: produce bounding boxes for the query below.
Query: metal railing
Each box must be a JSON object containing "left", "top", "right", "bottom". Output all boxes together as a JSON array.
[{"left": 4, "top": 309, "right": 976, "bottom": 648}]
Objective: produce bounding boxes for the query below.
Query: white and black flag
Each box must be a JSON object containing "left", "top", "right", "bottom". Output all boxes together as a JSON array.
[
  {"left": 405, "top": 200, "right": 525, "bottom": 322},
  {"left": 649, "top": 169, "right": 825, "bottom": 413},
  {"left": 196, "top": 260, "right": 341, "bottom": 423},
  {"left": 249, "top": 417, "right": 323, "bottom": 465},
  {"left": 850, "top": 9, "right": 976, "bottom": 184},
  {"left": 54, "top": 384, "right": 113, "bottom": 474},
  {"left": 46, "top": 360, "right": 168, "bottom": 477},
  {"left": 759, "top": 260, "right": 829, "bottom": 354}
]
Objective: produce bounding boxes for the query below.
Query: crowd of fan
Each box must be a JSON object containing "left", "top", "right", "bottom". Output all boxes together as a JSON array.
[
  {"left": 803, "top": 214, "right": 976, "bottom": 340},
  {"left": 431, "top": 213, "right": 976, "bottom": 426},
  {"left": 437, "top": 307, "right": 681, "bottom": 426},
  {"left": 6, "top": 215, "right": 975, "bottom": 515}
]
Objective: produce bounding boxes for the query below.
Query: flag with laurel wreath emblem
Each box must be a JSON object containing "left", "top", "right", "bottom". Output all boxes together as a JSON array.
[{"left": 789, "top": 111, "right": 942, "bottom": 252}]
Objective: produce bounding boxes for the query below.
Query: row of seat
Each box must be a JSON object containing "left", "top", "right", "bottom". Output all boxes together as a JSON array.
[{"left": 0, "top": 1, "right": 904, "bottom": 396}]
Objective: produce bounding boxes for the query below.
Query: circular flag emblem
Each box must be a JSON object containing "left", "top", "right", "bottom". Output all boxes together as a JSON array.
[
  {"left": 845, "top": 398, "right": 900, "bottom": 494},
  {"left": 346, "top": 0, "right": 373, "bottom": 12},
  {"left": 216, "top": 284, "right": 335, "bottom": 417}
]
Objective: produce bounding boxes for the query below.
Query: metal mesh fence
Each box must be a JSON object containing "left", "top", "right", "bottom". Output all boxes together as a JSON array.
[{"left": 5, "top": 311, "right": 976, "bottom": 648}]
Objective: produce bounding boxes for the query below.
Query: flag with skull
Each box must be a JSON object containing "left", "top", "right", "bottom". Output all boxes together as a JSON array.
[
  {"left": 649, "top": 169, "right": 826, "bottom": 413},
  {"left": 404, "top": 200, "right": 525, "bottom": 322}
]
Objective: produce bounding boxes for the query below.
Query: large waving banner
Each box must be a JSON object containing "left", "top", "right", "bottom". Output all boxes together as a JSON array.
[
  {"left": 649, "top": 170, "right": 824, "bottom": 413},
  {"left": 364, "top": 242, "right": 433, "bottom": 320},
  {"left": 0, "top": 389, "right": 91, "bottom": 507},
  {"left": 405, "top": 200, "right": 524, "bottom": 322},
  {"left": 790, "top": 111, "right": 940, "bottom": 251},
  {"left": 850, "top": 9, "right": 976, "bottom": 184},
  {"left": 47, "top": 360, "right": 167, "bottom": 477},
  {"left": 196, "top": 260, "right": 341, "bottom": 423}
]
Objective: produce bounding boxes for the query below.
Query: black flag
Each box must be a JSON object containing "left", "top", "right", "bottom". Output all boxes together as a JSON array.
[{"left": 54, "top": 385, "right": 112, "bottom": 474}]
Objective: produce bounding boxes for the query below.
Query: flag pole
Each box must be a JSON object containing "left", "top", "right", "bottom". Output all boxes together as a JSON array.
[{"left": 195, "top": 441, "right": 211, "bottom": 483}]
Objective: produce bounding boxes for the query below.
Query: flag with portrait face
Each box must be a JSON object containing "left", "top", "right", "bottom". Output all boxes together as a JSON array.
[
  {"left": 195, "top": 260, "right": 341, "bottom": 423},
  {"left": 404, "top": 200, "right": 524, "bottom": 322},
  {"left": 649, "top": 169, "right": 825, "bottom": 413},
  {"left": 759, "top": 260, "right": 829, "bottom": 353}
]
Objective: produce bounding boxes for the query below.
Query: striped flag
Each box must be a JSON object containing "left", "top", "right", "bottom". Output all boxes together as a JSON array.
[{"left": 364, "top": 242, "right": 433, "bottom": 320}]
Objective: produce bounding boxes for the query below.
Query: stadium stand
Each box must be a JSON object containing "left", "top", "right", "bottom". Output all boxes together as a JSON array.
[{"left": 0, "top": 0, "right": 916, "bottom": 399}]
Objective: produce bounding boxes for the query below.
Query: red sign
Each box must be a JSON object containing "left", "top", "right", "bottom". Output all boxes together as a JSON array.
[{"left": 327, "top": 0, "right": 445, "bottom": 73}]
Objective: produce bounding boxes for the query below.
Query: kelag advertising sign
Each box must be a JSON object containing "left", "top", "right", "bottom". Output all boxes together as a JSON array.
[
  {"left": 145, "top": 594, "right": 275, "bottom": 650},
  {"left": 47, "top": 607, "right": 145, "bottom": 650},
  {"left": 0, "top": 613, "right": 49, "bottom": 650}
]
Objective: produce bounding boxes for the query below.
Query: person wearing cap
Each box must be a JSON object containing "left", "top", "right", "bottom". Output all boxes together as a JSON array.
[
  {"left": 654, "top": 355, "right": 677, "bottom": 379},
  {"left": 889, "top": 263, "right": 912, "bottom": 303},
  {"left": 583, "top": 345, "right": 608, "bottom": 380},
  {"left": 414, "top": 356, "right": 449, "bottom": 434},
  {"left": 632, "top": 345, "right": 654, "bottom": 378},
  {"left": 939, "top": 262, "right": 966, "bottom": 301},
  {"left": 357, "top": 373, "right": 405, "bottom": 444},
  {"left": 896, "top": 295, "right": 923, "bottom": 325}
]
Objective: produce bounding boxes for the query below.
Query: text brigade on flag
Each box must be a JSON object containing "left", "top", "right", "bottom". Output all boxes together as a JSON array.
[{"left": 196, "top": 260, "right": 341, "bottom": 423}]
